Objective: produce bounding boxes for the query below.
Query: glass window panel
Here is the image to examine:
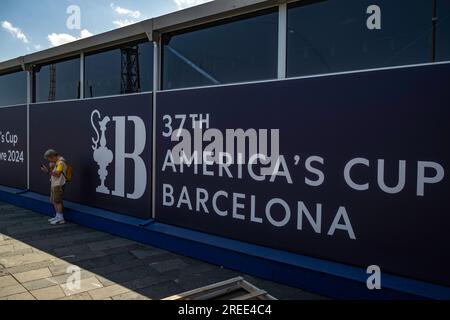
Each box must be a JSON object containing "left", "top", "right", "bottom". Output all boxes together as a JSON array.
[
  {"left": 34, "top": 57, "right": 80, "bottom": 103},
  {"left": 287, "top": 0, "right": 433, "bottom": 77},
  {"left": 162, "top": 9, "right": 278, "bottom": 90},
  {"left": 436, "top": 0, "right": 450, "bottom": 61},
  {"left": 0, "top": 71, "right": 27, "bottom": 107},
  {"left": 84, "top": 41, "right": 153, "bottom": 98}
]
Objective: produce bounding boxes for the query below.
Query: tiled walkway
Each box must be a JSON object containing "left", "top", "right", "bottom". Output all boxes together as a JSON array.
[{"left": 0, "top": 202, "right": 323, "bottom": 300}]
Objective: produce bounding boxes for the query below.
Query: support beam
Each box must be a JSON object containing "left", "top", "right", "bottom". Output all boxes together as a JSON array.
[
  {"left": 26, "top": 70, "right": 31, "bottom": 189},
  {"left": 152, "top": 36, "right": 160, "bottom": 219},
  {"left": 278, "top": 3, "right": 287, "bottom": 79},
  {"left": 80, "top": 52, "right": 84, "bottom": 99}
]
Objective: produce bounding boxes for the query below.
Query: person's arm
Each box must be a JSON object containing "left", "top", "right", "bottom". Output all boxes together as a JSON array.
[{"left": 40, "top": 165, "right": 49, "bottom": 174}]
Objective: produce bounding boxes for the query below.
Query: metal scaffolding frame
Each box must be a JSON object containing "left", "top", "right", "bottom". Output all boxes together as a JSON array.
[{"left": 121, "top": 45, "right": 141, "bottom": 94}]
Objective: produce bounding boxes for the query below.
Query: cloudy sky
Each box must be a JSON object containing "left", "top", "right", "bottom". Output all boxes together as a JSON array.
[{"left": 0, "top": 0, "right": 212, "bottom": 62}]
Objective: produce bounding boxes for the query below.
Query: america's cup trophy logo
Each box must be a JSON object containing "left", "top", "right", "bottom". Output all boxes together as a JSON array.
[{"left": 91, "top": 109, "right": 113, "bottom": 194}]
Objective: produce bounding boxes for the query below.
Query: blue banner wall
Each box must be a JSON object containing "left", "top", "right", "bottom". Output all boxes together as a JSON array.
[
  {"left": 0, "top": 105, "right": 27, "bottom": 190},
  {"left": 155, "top": 63, "right": 450, "bottom": 287},
  {"left": 29, "top": 93, "right": 153, "bottom": 219}
]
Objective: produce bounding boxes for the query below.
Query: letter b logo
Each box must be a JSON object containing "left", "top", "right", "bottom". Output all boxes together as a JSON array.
[
  {"left": 111, "top": 116, "right": 147, "bottom": 200},
  {"left": 91, "top": 111, "right": 147, "bottom": 200}
]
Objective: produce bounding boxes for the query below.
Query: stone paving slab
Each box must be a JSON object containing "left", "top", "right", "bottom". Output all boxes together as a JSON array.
[
  {"left": 30, "top": 285, "right": 66, "bottom": 300},
  {"left": 60, "top": 277, "right": 104, "bottom": 296},
  {"left": 22, "top": 277, "right": 61, "bottom": 291},
  {"left": 0, "top": 201, "right": 325, "bottom": 300},
  {"left": 0, "top": 283, "right": 27, "bottom": 298},
  {"left": 88, "top": 284, "right": 129, "bottom": 300},
  {"left": 59, "top": 292, "right": 92, "bottom": 300},
  {"left": 0, "top": 269, "right": 9, "bottom": 277},
  {"left": 2, "top": 292, "right": 36, "bottom": 300},
  {"left": 0, "top": 252, "right": 53, "bottom": 268},
  {"left": 112, "top": 291, "right": 150, "bottom": 300},
  {"left": 0, "top": 245, "right": 14, "bottom": 254},
  {"left": 0, "top": 275, "right": 19, "bottom": 288},
  {"left": 6, "top": 260, "right": 58, "bottom": 275},
  {"left": 13, "top": 267, "right": 53, "bottom": 283}
]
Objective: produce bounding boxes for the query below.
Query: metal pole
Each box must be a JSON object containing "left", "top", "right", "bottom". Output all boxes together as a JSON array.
[
  {"left": 26, "top": 70, "right": 31, "bottom": 189},
  {"left": 151, "top": 36, "right": 160, "bottom": 219},
  {"left": 80, "top": 52, "right": 85, "bottom": 99},
  {"left": 278, "top": 3, "right": 288, "bottom": 79},
  {"left": 432, "top": 0, "right": 437, "bottom": 63}
]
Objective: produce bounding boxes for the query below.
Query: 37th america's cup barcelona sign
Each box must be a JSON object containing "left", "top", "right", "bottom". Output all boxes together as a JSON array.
[{"left": 155, "top": 63, "right": 450, "bottom": 287}]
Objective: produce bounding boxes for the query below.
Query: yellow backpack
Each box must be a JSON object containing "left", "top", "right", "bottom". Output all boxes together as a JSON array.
[{"left": 59, "top": 159, "right": 74, "bottom": 183}]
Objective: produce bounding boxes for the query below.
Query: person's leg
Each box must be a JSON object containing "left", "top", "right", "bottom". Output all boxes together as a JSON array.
[
  {"left": 51, "top": 201, "right": 65, "bottom": 224},
  {"left": 55, "top": 202, "right": 64, "bottom": 215},
  {"left": 50, "top": 187, "right": 66, "bottom": 224},
  {"left": 48, "top": 189, "right": 58, "bottom": 222}
]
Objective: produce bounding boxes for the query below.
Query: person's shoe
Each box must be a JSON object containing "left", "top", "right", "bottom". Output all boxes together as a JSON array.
[
  {"left": 48, "top": 216, "right": 57, "bottom": 222},
  {"left": 50, "top": 216, "right": 66, "bottom": 225}
]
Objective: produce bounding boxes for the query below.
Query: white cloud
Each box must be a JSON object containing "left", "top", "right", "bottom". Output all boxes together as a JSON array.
[
  {"left": 47, "top": 29, "right": 93, "bottom": 47},
  {"left": 173, "top": 0, "right": 212, "bottom": 10},
  {"left": 113, "top": 19, "right": 136, "bottom": 28},
  {"left": 110, "top": 3, "right": 141, "bottom": 18},
  {"left": 47, "top": 33, "right": 77, "bottom": 46},
  {"left": 110, "top": 3, "right": 144, "bottom": 28},
  {"left": 80, "top": 29, "right": 93, "bottom": 38},
  {"left": 1, "top": 20, "right": 29, "bottom": 44}
]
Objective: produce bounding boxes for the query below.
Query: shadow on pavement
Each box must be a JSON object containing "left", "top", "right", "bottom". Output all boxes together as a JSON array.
[{"left": 0, "top": 202, "right": 325, "bottom": 300}]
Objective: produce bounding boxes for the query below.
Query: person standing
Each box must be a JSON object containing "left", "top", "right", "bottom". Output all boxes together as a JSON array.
[{"left": 40, "top": 149, "right": 67, "bottom": 225}]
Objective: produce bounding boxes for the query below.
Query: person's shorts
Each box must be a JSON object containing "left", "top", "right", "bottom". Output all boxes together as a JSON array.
[{"left": 50, "top": 186, "right": 65, "bottom": 204}]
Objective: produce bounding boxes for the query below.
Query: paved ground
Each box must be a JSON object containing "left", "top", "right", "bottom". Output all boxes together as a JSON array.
[{"left": 0, "top": 201, "right": 323, "bottom": 300}]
